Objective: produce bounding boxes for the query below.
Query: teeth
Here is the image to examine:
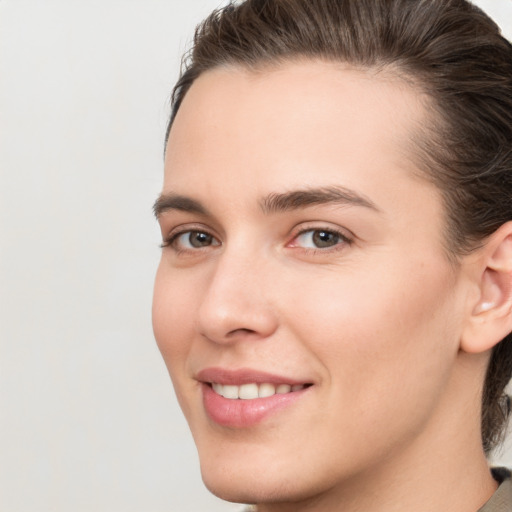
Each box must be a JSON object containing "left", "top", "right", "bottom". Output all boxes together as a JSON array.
[
  {"left": 239, "top": 383, "right": 259, "bottom": 400},
  {"left": 211, "top": 382, "right": 306, "bottom": 400},
  {"left": 276, "top": 384, "right": 291, "bottom": 394},
  {"left": 221, "top": 385, "right": 239, "bottom": 399},
  {"left": 258, "top": 383, "right": 276, "bottom": 398}
]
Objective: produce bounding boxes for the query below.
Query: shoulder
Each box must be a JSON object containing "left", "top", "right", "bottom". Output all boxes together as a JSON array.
[{"left": 479, "top": 468, "right": 512, "bottom": 512}]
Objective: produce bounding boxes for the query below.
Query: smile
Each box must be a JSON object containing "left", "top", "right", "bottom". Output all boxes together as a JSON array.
[
  {"left": 210, "top": 382, "right": 308, "bottom": 400},
  {"left": 197, "top": 368, "right": 313, "bottom": 427}
]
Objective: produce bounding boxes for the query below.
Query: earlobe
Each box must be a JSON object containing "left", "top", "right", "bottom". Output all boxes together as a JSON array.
[{"left": 461, "top": 223, "right": 512, "bottom": 354}]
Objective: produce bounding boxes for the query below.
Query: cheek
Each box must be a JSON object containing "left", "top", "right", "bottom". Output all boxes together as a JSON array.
[
  {"left": 152, "top": 263, "right": 196, "bottom": 369},
  {"left": 287, "top": 258, "right": 461, "bottom": 413},
  {"left": 152, "top": 263, "right": 206, "bottom": 425}
]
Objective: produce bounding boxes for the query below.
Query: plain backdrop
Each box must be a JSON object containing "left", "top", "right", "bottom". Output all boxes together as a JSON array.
[{"left": 1, "top": 1, "right": 511, "bottom": 511}]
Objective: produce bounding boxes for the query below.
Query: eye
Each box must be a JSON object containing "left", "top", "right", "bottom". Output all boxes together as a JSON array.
[
  {"left": 165, "top": 230, "right": 221, "bottom": 250},
  {"left": 290, "top": 228, "right": 350, "bottom": 250}
]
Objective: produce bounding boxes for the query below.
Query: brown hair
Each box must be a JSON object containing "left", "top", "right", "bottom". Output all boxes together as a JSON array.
[{"left": 167, "top": 0, "right": 512, "bottom": 453}]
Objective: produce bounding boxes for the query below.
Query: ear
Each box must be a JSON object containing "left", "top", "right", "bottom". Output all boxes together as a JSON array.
[{"left": 461, "top": 221, "right": 512, "bottom": 354}]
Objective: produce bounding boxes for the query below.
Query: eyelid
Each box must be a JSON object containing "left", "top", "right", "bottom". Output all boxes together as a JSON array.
[
  {"left": 161, "top": 223, "right": 221, "bottom": 250},
  {"left": 287, "top": 223, "right": 354, "bottom": 251}
]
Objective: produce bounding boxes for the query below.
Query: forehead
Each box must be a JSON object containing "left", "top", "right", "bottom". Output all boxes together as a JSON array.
[
  {"left": 166, "top": 60, "right": 429, "bottom": 180},
  {"left": 164, "top": 61, "right": 438, "bottom": 221}
]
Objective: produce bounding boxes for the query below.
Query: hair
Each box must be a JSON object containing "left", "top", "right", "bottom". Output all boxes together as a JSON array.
[{"left": 166, "top": 0, "right": 512, "bottom": 454}]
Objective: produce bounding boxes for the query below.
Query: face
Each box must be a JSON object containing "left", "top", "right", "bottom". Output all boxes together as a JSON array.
[{"left": 153, "top": 61, "right": 470, "bottom": 508}]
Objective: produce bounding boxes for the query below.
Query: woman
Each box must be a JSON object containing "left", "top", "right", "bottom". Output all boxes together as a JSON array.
[{"left": 152, "top": 1, "right": 512, "bottom": 510}]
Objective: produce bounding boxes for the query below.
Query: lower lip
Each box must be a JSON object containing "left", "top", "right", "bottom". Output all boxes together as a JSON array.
[{"left": 202, "top": 383, "right": 307, "bottom": 428}]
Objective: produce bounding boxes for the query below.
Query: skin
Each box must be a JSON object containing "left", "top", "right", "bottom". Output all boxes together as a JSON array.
[{"left": 153, "top": 61, "right": 498, "bottom": 511}]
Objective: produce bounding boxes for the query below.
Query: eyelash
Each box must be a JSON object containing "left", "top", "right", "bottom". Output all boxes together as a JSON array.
[
  {"left": 288, "top": 226, "right": 353, "bottom": 253},
  {"left": 161, "top": 226, "right": 353, "bottom": 254},
  {"left": 161, "top": 228, "right": 220, "bottom": 252}
]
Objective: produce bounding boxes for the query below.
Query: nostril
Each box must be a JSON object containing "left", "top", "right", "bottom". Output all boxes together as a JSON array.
[{"left": 227, "top": 327, "right": 257, "bottom": 337}]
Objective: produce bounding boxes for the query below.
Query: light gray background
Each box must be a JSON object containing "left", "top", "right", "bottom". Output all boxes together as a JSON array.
[{"left": 1, "top": 1, "right": 511, "bottom": 511}]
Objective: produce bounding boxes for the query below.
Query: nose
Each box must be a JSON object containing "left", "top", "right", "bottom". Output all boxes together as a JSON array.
[{"left": 197, "top": 247, "right": 278, "bottom": 344}]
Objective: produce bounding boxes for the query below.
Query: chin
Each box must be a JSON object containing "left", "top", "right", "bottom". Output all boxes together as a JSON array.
[
  {"left": 202, "top": 474, "right": 269, "bottom": 505},
  {"left": 201, "top": 466, "right": 307, "bottom": 506},
  {"left": 197, "top": 447, "right": 279, "bottom": 502},
  {"left": 197, "top": 444, "right": 337, "bottom": 507}
]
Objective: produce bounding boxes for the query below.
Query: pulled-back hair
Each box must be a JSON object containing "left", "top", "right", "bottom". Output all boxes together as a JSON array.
[{"left": 167, "top": 0, "right": 512, "bottom": 454}]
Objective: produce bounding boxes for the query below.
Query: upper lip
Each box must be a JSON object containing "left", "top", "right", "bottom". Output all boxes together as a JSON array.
[{"left": 196, "top": 367, "right": 311, "bottom": 386}]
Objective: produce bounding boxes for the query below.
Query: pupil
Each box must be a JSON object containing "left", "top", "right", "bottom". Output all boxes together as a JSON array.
[
  {"left": 313, "top": 230, "right": 338, "bottom": 248},
  {"left": 190, "top": 232, "right": 212, "bottom": 247}
]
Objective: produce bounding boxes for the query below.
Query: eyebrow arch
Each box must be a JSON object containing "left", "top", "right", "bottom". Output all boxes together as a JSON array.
[
  {"left": 153, "top": 186, "right": 380, "bottom": 219},
  {"left": 260, "top": 186, "right": 380, "bottom": 214},
  {"left": 153, "top": 193, "right": 209, "bottom": 218}
]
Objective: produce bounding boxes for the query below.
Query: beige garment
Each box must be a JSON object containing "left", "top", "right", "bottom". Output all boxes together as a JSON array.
[{"left": 479, "top": 469, "right": 512, "bottom": 512}]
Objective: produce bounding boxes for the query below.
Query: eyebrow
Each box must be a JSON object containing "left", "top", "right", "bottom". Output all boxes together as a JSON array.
[
  {"left": 153, "top": 185, "right": 379, "bottom": 219},
  {"left": 260, "top": 186, "right": 380, "bottom": 214},
  {"left": 153, "top": 194, "right": 209, "bottom": 218}
]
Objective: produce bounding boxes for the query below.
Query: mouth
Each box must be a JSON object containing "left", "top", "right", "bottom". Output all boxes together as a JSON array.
[
  {"left": 197, "top": 368, "right": 313, "bottom": 428},
  {"left": 209, "top": 382, "right": 310, "bottom": 400}
]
